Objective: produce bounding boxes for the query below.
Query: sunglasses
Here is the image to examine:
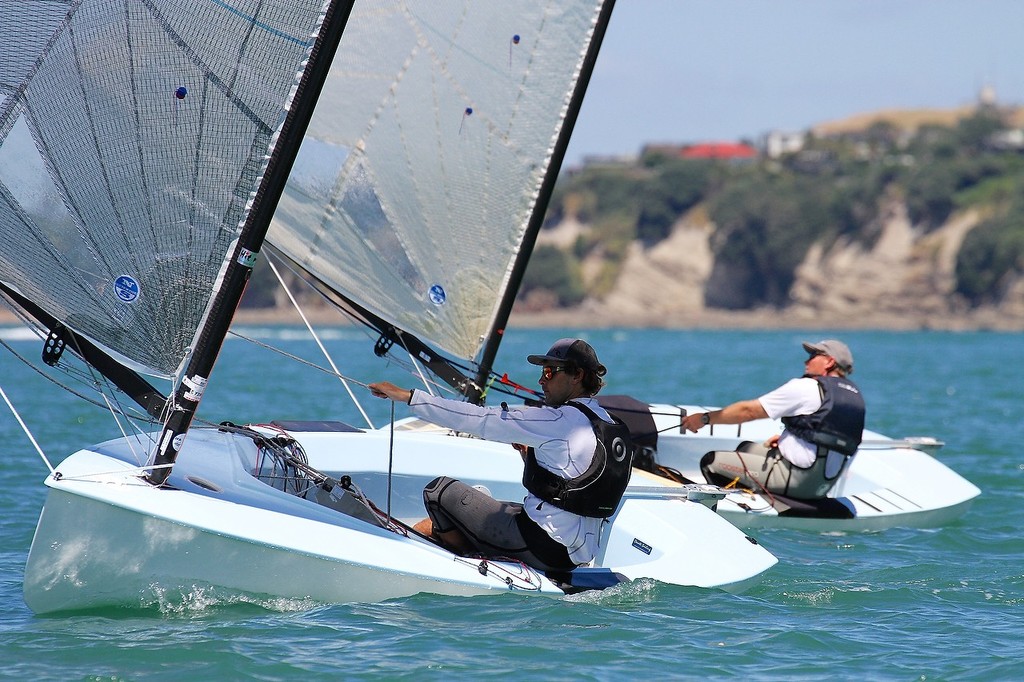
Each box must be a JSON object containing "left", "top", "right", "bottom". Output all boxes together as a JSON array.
[{"left": 540, "top": 365, "right": 568, "bottom": 380}]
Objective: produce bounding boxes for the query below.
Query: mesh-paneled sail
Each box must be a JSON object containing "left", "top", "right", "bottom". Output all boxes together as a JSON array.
[
  {"left": 0, "top": 1, "right": 329, "bottom": 377},
  {"left": 270, "top": 1, "right": 607, "bottom": 363}
]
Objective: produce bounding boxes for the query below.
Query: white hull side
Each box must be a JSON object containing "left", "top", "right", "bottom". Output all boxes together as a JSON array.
[
  {"left": 597, "top": 491, "right": 770, "bottom": 592},
  {"left": 24, "top": 426, "right": 777, "bottom": 613},
  {"left": 640, "top": 404, "right": 981, "bottom": 531},
  {"left": 25, "top": 487, "right": 543, "bottom": 614},
  {"left": 281, "top": 424, "right": 779, "bottom": 588}
]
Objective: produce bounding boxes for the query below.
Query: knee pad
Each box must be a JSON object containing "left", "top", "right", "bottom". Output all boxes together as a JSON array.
[{"left": 422, "top": 475, "right": 461, "bottom": 509}]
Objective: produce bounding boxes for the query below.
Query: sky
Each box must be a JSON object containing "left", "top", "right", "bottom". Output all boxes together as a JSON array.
[{"left": 562, "top": 0, "right": 1024, "bottom": 167}]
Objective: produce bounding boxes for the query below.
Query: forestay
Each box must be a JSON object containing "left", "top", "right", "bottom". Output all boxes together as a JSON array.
[
  {"left": 269, "top": 2, "right": 607, "bottom": 363},
  {"left": 0, "top": 1, "right": 330, "bottom": 378}
]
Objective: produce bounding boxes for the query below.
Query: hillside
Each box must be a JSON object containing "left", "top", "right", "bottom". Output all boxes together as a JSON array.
[
  {"left": 516, "top": 201, "right": 1024, "bottom": 331},
  {"left": 6, "top": 105, "right": 1021, "bottom": 332},
  {"left": 515, "top": 103, "right": 1024, "bottom": 331}
]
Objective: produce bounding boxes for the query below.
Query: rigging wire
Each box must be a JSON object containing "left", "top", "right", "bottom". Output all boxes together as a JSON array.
[
  {"left": 250, "top": 246, "right": 559, "bottom": 406},
  {"left": 0, "top": 297, "right": 164, "bottom": 451},
  {"left": 0, "top": 383, "right": 54, "bottom": 474},
  {"left": 49, "top": 325, "right": 163, "bottom": 467},
  {"left": 0, "top": 336, "right": 162, "bottom": 439},
  {"left": 262, "top": 245, "right": 383, "bottom": 340},
  {"left": 265, "top": 253, "right": 374, "bottom": 429},
  {"left": 226, "top": 327, "right": 455, "bottom": 398},
  {"left": 408, "top": 350, "right": 436, "bottom": 396},
  {"left": 0, "top": 318, "right": 161, "bottom": 427},
  {"left": 258, "top": 248, "right": 488, "bottom": 396}
]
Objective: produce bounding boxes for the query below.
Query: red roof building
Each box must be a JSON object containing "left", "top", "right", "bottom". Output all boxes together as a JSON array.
[{"left": 680, "top": 142, "right": 758, "bottom": 159}]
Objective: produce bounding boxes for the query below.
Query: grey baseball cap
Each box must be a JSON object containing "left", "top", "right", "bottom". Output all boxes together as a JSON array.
[{"left": 802, "top": 339, "right": 854, "bottom": 374}]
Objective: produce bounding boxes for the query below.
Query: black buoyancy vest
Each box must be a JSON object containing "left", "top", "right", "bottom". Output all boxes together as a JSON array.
[
  {"left": 521, "top": 401, "right": 635, "bottom": 518},
  {"left": 782, "top": 375, "right": 866, "bottom": 456}
]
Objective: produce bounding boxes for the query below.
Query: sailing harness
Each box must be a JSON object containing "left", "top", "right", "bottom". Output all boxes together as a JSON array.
[{"left": 521, "top": 400, "right": 635, "bottom": 518}]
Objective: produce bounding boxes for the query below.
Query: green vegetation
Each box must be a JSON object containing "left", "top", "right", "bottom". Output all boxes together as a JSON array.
[
  {"left": 523, "top": 109, "right": 1024, "bottom": 310},
  {"left": 635, "top": 157, "right": 716, "bottom": 245},
  {"left": 956, "top": 180, "right": 1024, "bottom": 303},
  {"left": 519, "top": 245, "right": 586, "bottom": 306},
  {"left": 240, "top": 110, "right": 1024, "bottom": 315}
]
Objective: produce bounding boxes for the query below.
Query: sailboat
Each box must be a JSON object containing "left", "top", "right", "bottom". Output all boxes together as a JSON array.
[
  {"left": 592, "top": 397, "right": 981, "bottom": 531},
  {"left": 1, "top": 1, "right": 776, "bottom": 614}
]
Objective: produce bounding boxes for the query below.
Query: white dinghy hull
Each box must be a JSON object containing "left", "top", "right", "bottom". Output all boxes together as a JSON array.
[
  {"left": 24, "top": 452, "right": 560, "bottom": 615},
  {"left": 24, "top": 425, "right": 777, "bottom": 614},
  {"left": 634, "top": 402, "right": 981, "bottom": 531}
]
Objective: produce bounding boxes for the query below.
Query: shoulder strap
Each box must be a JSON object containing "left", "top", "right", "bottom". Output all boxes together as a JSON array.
[{"left": 566, "top": 399, "right": 617, "bottom": 424}]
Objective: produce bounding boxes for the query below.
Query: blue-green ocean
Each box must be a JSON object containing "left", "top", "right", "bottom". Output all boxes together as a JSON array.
[{"left": 1, "top": 326, "right": 1021, "bottom": 680}]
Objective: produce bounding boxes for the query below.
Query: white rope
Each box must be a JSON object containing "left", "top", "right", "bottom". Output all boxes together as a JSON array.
[
  {"left": 266, "top": 256, "right": 374, "bottom": 429},
  {"left": 0, "top": 383, "right": 54, "bottom": 474},
  {"left": 54, "top": 462, "right": 173, "bottom": 483},
  {"left": 62, "top": 330, "right": 159, "bottom": 468}
]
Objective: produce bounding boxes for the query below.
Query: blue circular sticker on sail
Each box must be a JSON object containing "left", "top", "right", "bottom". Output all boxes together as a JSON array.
[
  {"left": 114, "top": 275, "right": 140, "bottom": 303},
  {"left": 428, "top": 284, "right": 447, "bottom": 306}
]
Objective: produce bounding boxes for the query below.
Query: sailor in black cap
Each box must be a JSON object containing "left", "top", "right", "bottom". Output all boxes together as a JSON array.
[{"left": 369, "top": 338, "right": 633, "bottom": 572}]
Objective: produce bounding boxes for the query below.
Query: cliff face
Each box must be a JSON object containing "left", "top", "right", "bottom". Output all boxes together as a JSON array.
[{"left": 527, "top": 201, "right": 1024, "bottom": 330}]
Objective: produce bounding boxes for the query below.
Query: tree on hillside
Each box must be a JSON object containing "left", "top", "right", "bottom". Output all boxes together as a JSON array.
[
  {"left": 635, "top": 159, "right": 713, "bottom": 245},
  {"left": 527, "top": 106, "right": 1024, "bottom": 314},
  {"left": 705, "top": 172, "right": 834, "bottom": 308},
  {"left": 519, "top": 245, "right": 585, "bottom": 307},
  {"left": 956, "top": 195, "right": 1024, "bottom": 304}
]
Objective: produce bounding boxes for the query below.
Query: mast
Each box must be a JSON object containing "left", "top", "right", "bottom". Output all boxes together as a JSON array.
[
  {"left": 470, "top": 0, "right": 618, "bottom": 403},
  {"left": 146, "top": 1, "right": 354, "bottom": 485}
]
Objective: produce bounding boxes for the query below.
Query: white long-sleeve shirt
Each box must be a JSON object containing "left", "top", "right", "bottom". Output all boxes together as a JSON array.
[{"left": 408, "top": 390, "right": 609, "bottom": 565}]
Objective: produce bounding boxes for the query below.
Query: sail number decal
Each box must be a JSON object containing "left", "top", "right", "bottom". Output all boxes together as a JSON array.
[
  {"left": 632, "top": 538, "right": 653, "bottom": 555},
  {"left": 113, "top": 275, "right": 140, "bottom": 303},
  {"left": 428, "top": 284, "right": 446, "bottom": 306}
]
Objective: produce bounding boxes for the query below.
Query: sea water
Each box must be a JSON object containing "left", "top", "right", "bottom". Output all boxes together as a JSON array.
[{"left": 0, "top": 326, "right": 1021, "bottom": 680}]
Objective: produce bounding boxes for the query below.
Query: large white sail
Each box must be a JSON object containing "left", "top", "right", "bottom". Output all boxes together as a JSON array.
[
  {"left": 270, "top": 2, "right": 609, "bottom": 363},
  {"left": 0, "top": 1, "right": 330, "bottom": 378}
]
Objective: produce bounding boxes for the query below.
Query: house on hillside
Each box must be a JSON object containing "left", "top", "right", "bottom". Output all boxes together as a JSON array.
[
  {"left": 680, "top": 142, "right": 758, "bottom": 160},
  {"left": 642, "top": 141, "right": 757, "bottom": 162},
  {"left": 764, "top": 130, "right": 806, "bottom": 158}
]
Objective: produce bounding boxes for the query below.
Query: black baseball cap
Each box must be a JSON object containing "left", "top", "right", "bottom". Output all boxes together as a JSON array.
[{"left": 527, "top": 338, "right": 607, "bottom": 376}]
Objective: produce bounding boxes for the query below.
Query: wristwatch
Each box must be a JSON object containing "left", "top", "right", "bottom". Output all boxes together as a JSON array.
[{"left": 701, "top": 412, "right": 711, "bottom": 426}]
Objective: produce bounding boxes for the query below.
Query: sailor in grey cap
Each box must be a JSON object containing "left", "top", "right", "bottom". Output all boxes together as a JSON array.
[{"left": 681, "top": 338, "right": 866, "bottom": 500}]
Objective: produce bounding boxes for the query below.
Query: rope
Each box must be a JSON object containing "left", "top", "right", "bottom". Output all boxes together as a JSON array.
[
  {"left": 453, "top": 555, "right": 544, "bottom": 591},
  {"left": 52, "top": 462, "right": 172, "bottom": 483},
  {"left": 0, "top": 337, "right": 157, "bottom": 424},
  {"left": 0, "top": 334, "right": 166, "bottom": 473},
  {"left": 386, "top": 400, "right": 395, "bottom": 523},
  {"left": 225, "top": 329, "right": 463, "bottom": 406},
  {"left": 733, "top": 448, "right": 779, "bottom": 506}
]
